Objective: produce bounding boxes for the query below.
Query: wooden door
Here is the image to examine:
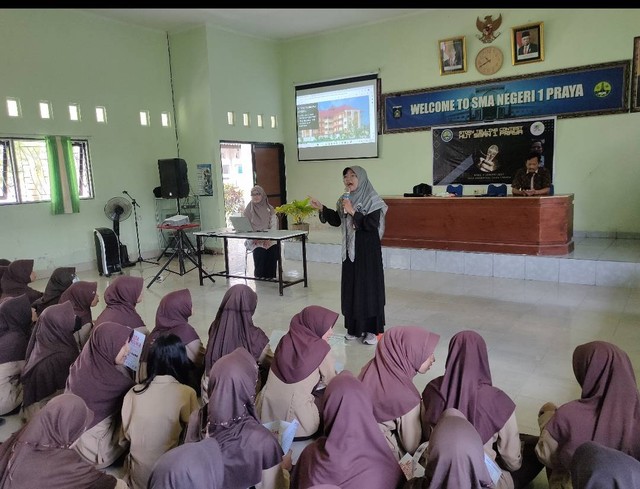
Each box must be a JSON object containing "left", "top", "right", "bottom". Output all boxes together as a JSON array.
[{"left": 253, "top": 143, "right": 287, "bottom": 228}]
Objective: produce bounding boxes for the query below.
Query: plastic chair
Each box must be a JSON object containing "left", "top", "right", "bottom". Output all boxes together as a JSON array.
[
  {"left": 446, "top": 184, "right": 463, "bottom": 196},
  {"left": 487, "top": 184, "right": 507, "bottom": 196}
]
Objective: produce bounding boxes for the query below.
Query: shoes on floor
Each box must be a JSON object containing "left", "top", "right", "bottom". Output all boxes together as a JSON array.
[
  {"left": 344, "top": 333, "right": 360, "bottom": 340},
  {"left": 363, "top": 333, "right": 378, "bottom": 345}
]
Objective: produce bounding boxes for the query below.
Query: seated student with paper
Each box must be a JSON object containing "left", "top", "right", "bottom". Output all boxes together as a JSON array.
[
  {"left": 94, "top": 275, "right": 150, "bottom": 335},
  {"left": 292, "top": 370, "right": 404, "bottom": 489},
  {"left": 256, "top": 305, "right": 339, "bottom": 440},
  {"left": 185, "top": 347, "right": 289, "bottom": 489},
  {"left": 421, "top": 330, "right": 543, "bottom": 489},
  {"left": 64, "top": 321, "right": 136, "bottom": 469},
  {"left": 121, "top": 333, "right": 199, "bottom": 489},
  {"left": 405, "top": 408, "right": 495, "bottom": 489},
  {"left": 511, "top": 152, "right": 551, "bottom": 196}
]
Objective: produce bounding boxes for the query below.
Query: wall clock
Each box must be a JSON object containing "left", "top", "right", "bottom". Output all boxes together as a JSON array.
[{"left": 475, "top": 46, "right": 503, "bottom": 75}]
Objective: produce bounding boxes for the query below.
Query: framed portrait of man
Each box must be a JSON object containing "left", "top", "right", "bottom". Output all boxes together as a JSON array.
[
  {"left": 511, "top": 22, "right": 544, "bottom": 66},
  {"left": 438, "top": 36, "right": 467, "bottom": 75}
]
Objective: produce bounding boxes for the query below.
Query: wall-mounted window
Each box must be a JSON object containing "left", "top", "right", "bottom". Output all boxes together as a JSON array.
[
  {"left": 68, "top": 104, "right": 81, "bottom": 121},
  {"left": 39, "top": 101, "right": 52, "bottom": 120},
  {"left": 227, "top": 111, "right": 235, "bottom": 126},
  {"left": 242, "top": 113, "right": 250, "bottom": 127},
  {"left": 6, "top": 98, "right": 21, "bottom": 118},
  {"left": 0, "top": 137, "right": 94, "bottom": 205},
  {"left": 139, "top": 110, "right": 150, "bottom": 126},
  {"left": 270, "top": 115, "right": 278, "bottom": 129},
  {"left": 161, "top": 112, "right": 171, "bottom": 127},
  {"left": 95, "top": 106, "right": 107, "bottom": 123},
  {"left": 257, "top": 114, "right": 264, "bottom": 128}
]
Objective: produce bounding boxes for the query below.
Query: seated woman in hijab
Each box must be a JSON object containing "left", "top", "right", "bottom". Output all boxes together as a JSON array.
[
  {"left": 0, "top": 259, "right": 43, "bottom": 304},
  {"left": 20, "top": 301, "right": 80, "bottom": 422},
  {"left": 571, "top": 441, "right": 640, "bottom": 489},
  {"left": 65, "top": 321, "right": 136, "bottom": 469},
  {"left": 292, "top": 370, "right": 404, "bottom": 489},
  {"left": 31, "top": 266, "right": 76, "bottom": 315},
  {"left": 59, "top": 280, "right": 100, "bottom": 349},
  {"left": 139, "top": 288, "right": 203, "bottom": 392},
  {"left": 405, "top": 408, "right": 494, "bottom": 489},
  {"left": 358, "top": 326, "right": 440, "bottom": 461},
  {"left": 256, "top": 305, "right": 339, "bottom": 440},
  {"left": 0, "top": 393, "right": 127, "bottom": 489},
  {"left": 122, "top": 333, "right": 199, "bottom": 489},
  {"left": 94, "top": 275, "right": 149, "bottom": 335},
  {"left": 185, "top": 347, "right": 288, "bottom": 489},
  {"left": 421, "top": 330, "right": 543, "bottom": 489},
  {"left": 203, "top": 284, "right": 271, "bottom": 399},
  {"left": 148, "top": 437, "right": 224, "bottom": 489},
  {"left": 243, "top": 185, "right": 279, "bottom": 279},
  {"left": 0, "top": 294, "right": 35, "bottom": 416},
  {"left": 535, "top": 341, "right": 640, "bottom": 489}
]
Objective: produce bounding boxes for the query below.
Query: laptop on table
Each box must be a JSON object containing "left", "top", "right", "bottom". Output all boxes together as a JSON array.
[{"left": 229, "top": 215, "right": 255, "bottom": 233}]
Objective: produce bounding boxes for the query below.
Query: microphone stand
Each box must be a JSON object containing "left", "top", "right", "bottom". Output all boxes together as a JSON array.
[{"left": 122, "top": 191, "right": 158, "bottom": 266}]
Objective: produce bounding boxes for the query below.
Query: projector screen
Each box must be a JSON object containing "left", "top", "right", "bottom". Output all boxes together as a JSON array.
[{"left": 296, "top": 74, "right": 380, "bottom": 161}]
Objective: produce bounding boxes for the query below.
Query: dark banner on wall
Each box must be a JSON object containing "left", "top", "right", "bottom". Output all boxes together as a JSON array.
[
  {"left": 433, "top": 117, "right": 555, "bottom": 186},
  {"left": 384, "top": 61, "right": 629, "bottom": 133}
]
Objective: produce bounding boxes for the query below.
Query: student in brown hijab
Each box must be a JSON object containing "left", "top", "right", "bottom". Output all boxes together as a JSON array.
[
  {"left": 292, "top": 370, "right": 404, "bottom": 489},
  {"left": 406, "top": 408, "right": 494, "bottom": 489},
  {"left": 536, "top": 340, "right": 640, "bottom": 489},
  {"left": 0, "top": 259, "right": 43, "bottom": 304},
  {"left": 65, "top": 321, "right": 136, "bottom": 469},
  {"left": 140, "top": 288, "right": 203, "bottom": 391},
  {"left": 20, "top": 301, "right": 80, "bottom": 422},
  {"left": 147, "top": 437, "right": 224, "bottom": 489},
  {"left": 0, "top": 294, "right": 35, "bottom": 415},
  {"left": 95, "top": 275, "right": 149, "bottom": 335},
  {"left": 422, "top": 330, "right": 543, "bottom": 488},
  {"left": 256, "top": 305, "right": 339, "bottom": 439},
  {"left": 59, "top": 280, "right": 99, "bottom": 348},
  {"left": 243, "top": 185, "right": 279, "bottom": 278},
  {"left": 203, "top": 284, "right": 271, "bottom": 397},
  {"left": 0, "top": 259, "right": 10, "bottom": 266},
  {"left": 185, "top": 347, "right": 287, "bottom": 489},
  {"left": 0, "top": 393, "right": 127, "bottom": 489},
  {"left": 571, "top": 441, "right": 640, "bottom": 489},
  {"left": 358, "top": 326, "right": 440, "bottom": 461},
  {"left": 122, "top": 333, "right": 199, "bottom": 489},
  {"left": 31, "top": 266, "right": 76, "bottom": 315}
]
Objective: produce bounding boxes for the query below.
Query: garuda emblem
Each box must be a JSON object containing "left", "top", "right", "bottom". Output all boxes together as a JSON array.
[{"left": 476, "top": 14, "right": 502, "bottom": 43}]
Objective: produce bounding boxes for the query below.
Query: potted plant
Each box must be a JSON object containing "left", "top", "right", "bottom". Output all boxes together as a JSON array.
[{"left": 275, "top": 197, "right": 316, "bottom": 232}]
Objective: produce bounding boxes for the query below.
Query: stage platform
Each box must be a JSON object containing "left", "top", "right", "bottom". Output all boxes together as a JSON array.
[{"left": 284, "top": 228, "right": 640, "bottom": 288}]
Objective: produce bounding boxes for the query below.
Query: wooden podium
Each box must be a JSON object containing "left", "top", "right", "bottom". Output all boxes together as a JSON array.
[{"left": 381, "top": 195, "right": 574, "bottom": 256}]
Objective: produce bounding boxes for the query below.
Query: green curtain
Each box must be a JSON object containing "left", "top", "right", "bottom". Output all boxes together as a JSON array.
[{"left": 45, "top": 135, "right": 80, "bottom": 214}]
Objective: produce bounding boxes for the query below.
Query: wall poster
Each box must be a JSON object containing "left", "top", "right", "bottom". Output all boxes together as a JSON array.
[
  {"left": 432, "top": 117, "right": 556, "bottom": 186},
  {"left": 197, "top": 163, "right": 213, "bottom": 196}
]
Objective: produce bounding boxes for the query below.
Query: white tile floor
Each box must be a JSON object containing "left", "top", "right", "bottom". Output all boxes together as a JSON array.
[{"left": 3, "top": 235, "right": 640, "bottom": 488}]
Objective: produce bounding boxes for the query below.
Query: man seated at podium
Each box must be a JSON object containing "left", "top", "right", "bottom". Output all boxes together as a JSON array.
[{"left": 511, "top": 152, "right": 551, "bottom": 196}]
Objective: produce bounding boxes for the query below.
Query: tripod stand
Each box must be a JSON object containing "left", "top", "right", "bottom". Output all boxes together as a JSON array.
[{"left": 122, "top": 191, "right": 158, "bottom": 266}]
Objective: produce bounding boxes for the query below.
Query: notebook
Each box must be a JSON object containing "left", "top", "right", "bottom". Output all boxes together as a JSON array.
[{"left": 229, "top": 215, "right": 254, "bottom": 232}]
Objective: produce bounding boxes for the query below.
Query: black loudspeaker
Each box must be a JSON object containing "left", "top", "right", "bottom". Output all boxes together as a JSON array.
[{"left": 158, "top": 158, "right": 189, "bottom": 199}]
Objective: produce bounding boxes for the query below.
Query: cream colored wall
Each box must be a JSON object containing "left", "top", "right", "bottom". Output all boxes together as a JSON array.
[
  {"left": 0, "top": 9, "right": 177, "bottom": 270},
  {"left": 279, "top": 9, "right": 640, "bottom": 234}
]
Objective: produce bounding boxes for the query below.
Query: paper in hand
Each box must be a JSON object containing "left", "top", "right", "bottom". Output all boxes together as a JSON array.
[
  {"left": 123, "top": 330, "right": 146, "bottom": 371},
  {"left": 263, "top": 419, "right": 299, "bottom": 454}
]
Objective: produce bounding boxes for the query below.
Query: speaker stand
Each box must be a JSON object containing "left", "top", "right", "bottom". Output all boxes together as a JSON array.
[{"left": 147, "top": 222, "right": 204, "bottom": 288}]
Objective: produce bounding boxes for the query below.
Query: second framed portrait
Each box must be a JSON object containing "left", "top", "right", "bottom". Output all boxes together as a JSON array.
[
  {"left": 439, "top": 36, "right": 466, "bottom": 75},
  {"left": 511, "top": 22, "right": 544, "bottom": 66},
  {"left": 632, "top": 36, "right": 640, "bottom": 112}
]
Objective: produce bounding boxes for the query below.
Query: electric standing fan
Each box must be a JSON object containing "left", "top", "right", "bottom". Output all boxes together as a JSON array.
[{"left": 104, "top": 196, "right": 132, "bottom": 237}]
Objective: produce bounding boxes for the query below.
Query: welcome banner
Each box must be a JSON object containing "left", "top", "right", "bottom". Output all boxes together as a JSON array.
[{"left": 384, "top": 61, "right": 629, "bottom": 133}]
